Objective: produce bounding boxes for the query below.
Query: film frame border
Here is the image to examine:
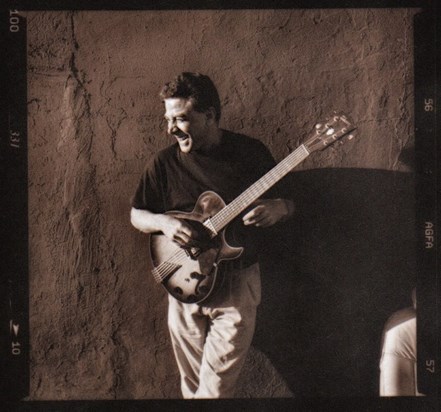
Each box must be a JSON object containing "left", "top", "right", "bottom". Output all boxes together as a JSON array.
[
  {"left": 2, "top": 6, "right": 29, "bottom": 402},
  {"left": 414, "top": 9, "right": 438, "bottom": 398},
  {"left": 1, "top": 0, "right": 438, "bottom": 408}
]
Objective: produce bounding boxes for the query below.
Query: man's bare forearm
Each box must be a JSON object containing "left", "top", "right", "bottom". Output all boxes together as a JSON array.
[
  {"left": 130, "top": 207, "right": 172, "bottom": 234},
  {"left": 131, "top": 207, "right": 196, "bottom": 246}
]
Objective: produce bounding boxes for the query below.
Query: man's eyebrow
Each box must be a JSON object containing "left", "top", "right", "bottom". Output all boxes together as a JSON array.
[{"left": 164, "top": 113, "right": 187, "bottom": 119}]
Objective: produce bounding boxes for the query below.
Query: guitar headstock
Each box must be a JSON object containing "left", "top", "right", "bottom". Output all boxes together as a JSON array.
[{"left": 304, "top": 112, "right": 357, "bottom": 153}]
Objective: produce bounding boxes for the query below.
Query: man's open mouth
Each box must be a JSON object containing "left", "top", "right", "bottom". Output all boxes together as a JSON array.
[{"left": 174, "top": 132, "right": 189, "bottom": 141}]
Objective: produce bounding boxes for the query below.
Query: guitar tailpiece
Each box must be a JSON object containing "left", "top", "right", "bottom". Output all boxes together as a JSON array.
[{"left": 185, "top": 247, "right": 202, "bottom": 260}]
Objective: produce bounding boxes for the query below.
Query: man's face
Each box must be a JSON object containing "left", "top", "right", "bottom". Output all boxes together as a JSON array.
[{"left": 164, "top": 98, "right": 211, "bottom": 153}]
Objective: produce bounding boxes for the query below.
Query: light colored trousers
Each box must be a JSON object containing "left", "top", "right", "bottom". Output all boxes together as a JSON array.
[
  {"left": 379, "top": 306, "right": 423, "bottom": 396},
  {"left": 168, "top": 262, "right": 261, "bottom": 399}
]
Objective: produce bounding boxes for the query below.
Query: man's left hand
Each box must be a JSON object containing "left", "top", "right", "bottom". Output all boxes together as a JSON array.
[{"left": 242, "top": 199, "right": 294, "bottom": 227}]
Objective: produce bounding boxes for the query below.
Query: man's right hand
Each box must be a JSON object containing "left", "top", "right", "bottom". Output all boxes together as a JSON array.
[
  {"left": 131, "top": 207, "right": 204, "bottom": 247},
  {"left": 161, "top": 215, "right": 197, "bottom": 247}
]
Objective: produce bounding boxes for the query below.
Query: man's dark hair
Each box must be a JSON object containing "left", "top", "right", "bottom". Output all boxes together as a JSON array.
[{"left": 160, "top": 72, "right": 221, "bottom": 122}]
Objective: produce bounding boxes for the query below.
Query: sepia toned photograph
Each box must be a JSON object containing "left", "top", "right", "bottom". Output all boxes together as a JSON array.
[{"left": 2, "top": 2, "right": 438, "bottom": 408}]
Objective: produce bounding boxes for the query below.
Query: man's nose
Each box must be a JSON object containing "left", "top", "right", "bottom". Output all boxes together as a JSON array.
[{"left": 167, "top": 120, "right": 177, "bottom": 135}]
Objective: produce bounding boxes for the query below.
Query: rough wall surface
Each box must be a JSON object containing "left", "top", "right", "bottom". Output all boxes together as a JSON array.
[{"left": 27, "top": 9, "right": 417, "bottom": 399}]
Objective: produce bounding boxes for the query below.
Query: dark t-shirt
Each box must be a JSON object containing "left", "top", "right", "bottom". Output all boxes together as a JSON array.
[{"left": 131, "top": 129, "right": 282, "bottom": 265}]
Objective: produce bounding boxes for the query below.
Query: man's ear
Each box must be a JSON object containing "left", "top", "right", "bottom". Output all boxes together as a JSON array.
[{"left": 205, "top": 107, "right": 217, "bottom": 124}]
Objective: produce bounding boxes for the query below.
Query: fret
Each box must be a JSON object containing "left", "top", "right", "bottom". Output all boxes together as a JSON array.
[{"left": 211, "top": 144, "right": 309, "bottom": 232}]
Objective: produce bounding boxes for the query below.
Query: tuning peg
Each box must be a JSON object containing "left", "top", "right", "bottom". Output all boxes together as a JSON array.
[{"left": 315, "top": 123, "right": 323, "bottom": 134}]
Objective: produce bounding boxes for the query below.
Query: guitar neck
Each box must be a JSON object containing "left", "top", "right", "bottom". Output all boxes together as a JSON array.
[{"left": 209, "top": 144, "right": 310, "bottom": 232}]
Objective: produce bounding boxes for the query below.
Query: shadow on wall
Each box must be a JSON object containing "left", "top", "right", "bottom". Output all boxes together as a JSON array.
[{"left": 253, "top": 168, "right": 415, "bottom": 397}]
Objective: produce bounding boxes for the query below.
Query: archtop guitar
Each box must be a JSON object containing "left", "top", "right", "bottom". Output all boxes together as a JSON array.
[{"left": 150, "top": 112, "right": 357, "bottom": 303}]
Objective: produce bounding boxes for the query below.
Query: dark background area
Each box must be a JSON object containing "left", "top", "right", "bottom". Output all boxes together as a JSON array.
[{"left": 256, "top": 168, "right": 415, "bottom": 396}]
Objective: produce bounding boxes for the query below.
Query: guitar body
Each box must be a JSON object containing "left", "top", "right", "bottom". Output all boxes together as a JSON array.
[{"left": 149, "top": 191, "right": 244, "bottom": 304}]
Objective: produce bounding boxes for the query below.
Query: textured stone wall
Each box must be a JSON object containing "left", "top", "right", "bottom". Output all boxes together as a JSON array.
[{"left": 27, "top": 9, "right": 418, "bottom": 399}]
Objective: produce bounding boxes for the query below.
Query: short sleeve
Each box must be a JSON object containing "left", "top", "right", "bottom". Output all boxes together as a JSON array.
[{"left": 131, "top": 156, "right": 166, "bottom": 213}]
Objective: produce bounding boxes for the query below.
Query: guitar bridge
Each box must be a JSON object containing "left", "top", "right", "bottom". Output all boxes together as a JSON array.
[{"left": 184, "top": 246, "right": 202, "bottom": 260}]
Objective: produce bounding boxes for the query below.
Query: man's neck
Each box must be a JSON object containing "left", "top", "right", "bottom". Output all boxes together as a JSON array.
[{"left": 198, "top": 127, "right": 223, "bottom": 153}]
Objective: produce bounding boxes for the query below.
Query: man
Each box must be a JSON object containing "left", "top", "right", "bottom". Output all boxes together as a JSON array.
[{"left": 130, "top": 72, "right": 294, "bottom": 398}]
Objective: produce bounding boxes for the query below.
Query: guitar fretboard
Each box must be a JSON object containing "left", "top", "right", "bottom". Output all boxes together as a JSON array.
[{"left": 209, "top": 144, "right": 310, "bottom": 232}]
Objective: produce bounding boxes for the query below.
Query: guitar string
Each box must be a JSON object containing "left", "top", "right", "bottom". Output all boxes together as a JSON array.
[
  {"left": 154, "top": 233, "right": 214, "bottom": 282},
  {"left": 213, "top": 174, "right": 292, "bottom": 229},
  {"left": 211, "top": 147, "right": 309, "bottom": 231},
  {"left": 153, "top": 151, "right": 296, "bottom": 281},
  {"left": 154, "top": 240, "right": 210, "bottom": 282},
  {"left": 153, "top": 122, "right": 352, "bottom": 283},
  {"left": 214, "top": 148, "right": 307, "bottom": 227},
  {"left": 153, "top": 248, "right": 188, "bottom": 281},
  {"left": 153, "top": 145, "right": 310, "bottom": 281}
]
